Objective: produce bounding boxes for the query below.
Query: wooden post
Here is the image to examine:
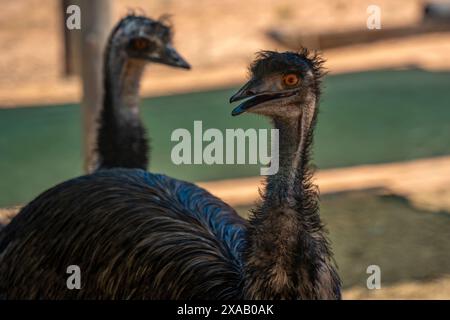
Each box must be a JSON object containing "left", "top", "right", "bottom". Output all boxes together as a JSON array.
[
  {"left": 79, "top": 0, "right": 112, "bottom": 173},
  {"left": 61, "top": 0, "right": 74, "bottom": 76},
  {"left": 61, "top": 0, "right": 82, "bottom": 77}
]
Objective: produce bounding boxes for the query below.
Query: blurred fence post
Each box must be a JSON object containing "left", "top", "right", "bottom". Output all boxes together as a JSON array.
[
  {"left": 61, "top": 0, "right": 81, "bottom": 77},
  {"left": 79, "top": 0, "right": 112, "bottom": 173}
]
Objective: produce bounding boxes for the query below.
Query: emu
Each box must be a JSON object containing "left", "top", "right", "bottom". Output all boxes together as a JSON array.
[
  {"left": 0, "top": 47, "right": 341, "bottom": 298},
  {"left": 95, "top": 14, "right": 189, "bottom": 171}
]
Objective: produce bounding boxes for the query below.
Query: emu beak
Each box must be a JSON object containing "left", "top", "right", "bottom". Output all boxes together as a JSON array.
[
  {"left": 230, "top": 79, "right": 297, "bottom": 116},
  {"left": 229, "top": 80, "right": 260, "bottom": 116},
  {"left": 158, "top": 44, "right": 191, "bottom": 69},
  {"left": 229, "top": 80, "right": 255, "bottom": 103}
]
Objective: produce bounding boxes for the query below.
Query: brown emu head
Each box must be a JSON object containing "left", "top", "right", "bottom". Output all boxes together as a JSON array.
[
  {"left": 108, "top": 14, "right": 190, "bottom": 69},
  {"left": 230, "top": 49, "right": 324, "bottom": 119}
]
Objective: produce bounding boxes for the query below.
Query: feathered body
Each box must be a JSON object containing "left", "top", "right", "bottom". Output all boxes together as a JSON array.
[{"left": 0, "top": 169, "right": 246, "bottom": 299}]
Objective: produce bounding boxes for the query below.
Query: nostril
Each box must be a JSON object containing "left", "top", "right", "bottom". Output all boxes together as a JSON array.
[{"left": 246, "top": 90, "right": 255, "bottom": 96}]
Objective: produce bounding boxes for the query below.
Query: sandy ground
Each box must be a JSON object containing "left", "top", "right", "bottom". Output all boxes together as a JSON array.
[
  {"left": 1, "top": 0, "right": 450, "bottom": 107},
  {"left": 344, "top": 276, "right": 450, "bottom": 299}
]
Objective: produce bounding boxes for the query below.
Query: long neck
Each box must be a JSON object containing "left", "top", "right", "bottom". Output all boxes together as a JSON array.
[
  {"left": 243, "top": 95, "right": 341, "bottom": 299},
  {"left": 95, "top": 43, "right": 149, "bottom": 171}
]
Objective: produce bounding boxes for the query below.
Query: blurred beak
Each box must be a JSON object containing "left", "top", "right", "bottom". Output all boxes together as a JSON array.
[{"left": 157, "top": 44, "right": 191, "bottom": 69}]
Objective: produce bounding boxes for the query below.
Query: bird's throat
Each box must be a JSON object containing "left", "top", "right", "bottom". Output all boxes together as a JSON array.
[
  {"left": 106, "top": 52, "right": 146, "bottom": 119},
  {"left": 96, "top": 46, "right": 149, "bottom": 170},
  {"left": 264, "top": 114, "right": 307, "bottom": 206}
]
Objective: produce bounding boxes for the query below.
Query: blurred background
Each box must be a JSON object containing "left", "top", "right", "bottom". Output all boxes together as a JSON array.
[{"left": 0, "top": 0, "right": 449, "bottom": 299}]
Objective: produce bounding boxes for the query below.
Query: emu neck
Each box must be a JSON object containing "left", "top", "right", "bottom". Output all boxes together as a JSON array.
[
  {"left": 244, "top": 98, "right": 341, "bottom": 299},
  {"left": 265, "top": 115, "right": 304, "bottom": 207},
  {"left": 106, "top": 49, "right": 146, "bottom": 116},
  {"left": 96, "top": 46, "right": 149, "bottom": 171}
]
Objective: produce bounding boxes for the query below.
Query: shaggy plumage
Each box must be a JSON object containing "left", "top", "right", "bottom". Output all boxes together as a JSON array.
[{"left": 0, "top": 169, "right": 246, "bottom": 299}]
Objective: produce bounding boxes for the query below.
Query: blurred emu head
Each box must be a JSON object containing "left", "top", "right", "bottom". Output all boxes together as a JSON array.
[{"left": 107, "top": 13, "right": 190, "bottom": 69}]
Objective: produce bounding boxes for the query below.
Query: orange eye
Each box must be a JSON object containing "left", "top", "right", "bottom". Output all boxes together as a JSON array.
[
  {"left": 132, "top": 38, "right": 149, "bottom": 50},
  {"left": 283, "top": 74, "right": 299, "bottom": 86}
]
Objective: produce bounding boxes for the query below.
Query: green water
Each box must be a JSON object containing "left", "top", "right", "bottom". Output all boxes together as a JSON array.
[{"left": 1, "top": 69, "right": 450, "bottom": 206}]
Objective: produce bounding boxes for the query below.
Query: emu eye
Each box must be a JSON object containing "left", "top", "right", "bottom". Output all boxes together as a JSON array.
[
  {"left": 131, "top": 38, "right": 151, "bottom": 50},
  {"left": 283, "top": 74, "right": 299, "bottom": 87}
]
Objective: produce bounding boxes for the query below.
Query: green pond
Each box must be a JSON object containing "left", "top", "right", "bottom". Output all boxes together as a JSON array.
[{"left": 0, "top": 69, "right": 450, "bottom": 207}]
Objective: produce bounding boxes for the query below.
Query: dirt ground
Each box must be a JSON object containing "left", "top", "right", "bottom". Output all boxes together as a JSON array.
[
  {"left": 1, "top": 0, "right": 450, "bottom": 106},
  {"left": 344, "top": 276, "right": 450, "bottom": 299}
]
